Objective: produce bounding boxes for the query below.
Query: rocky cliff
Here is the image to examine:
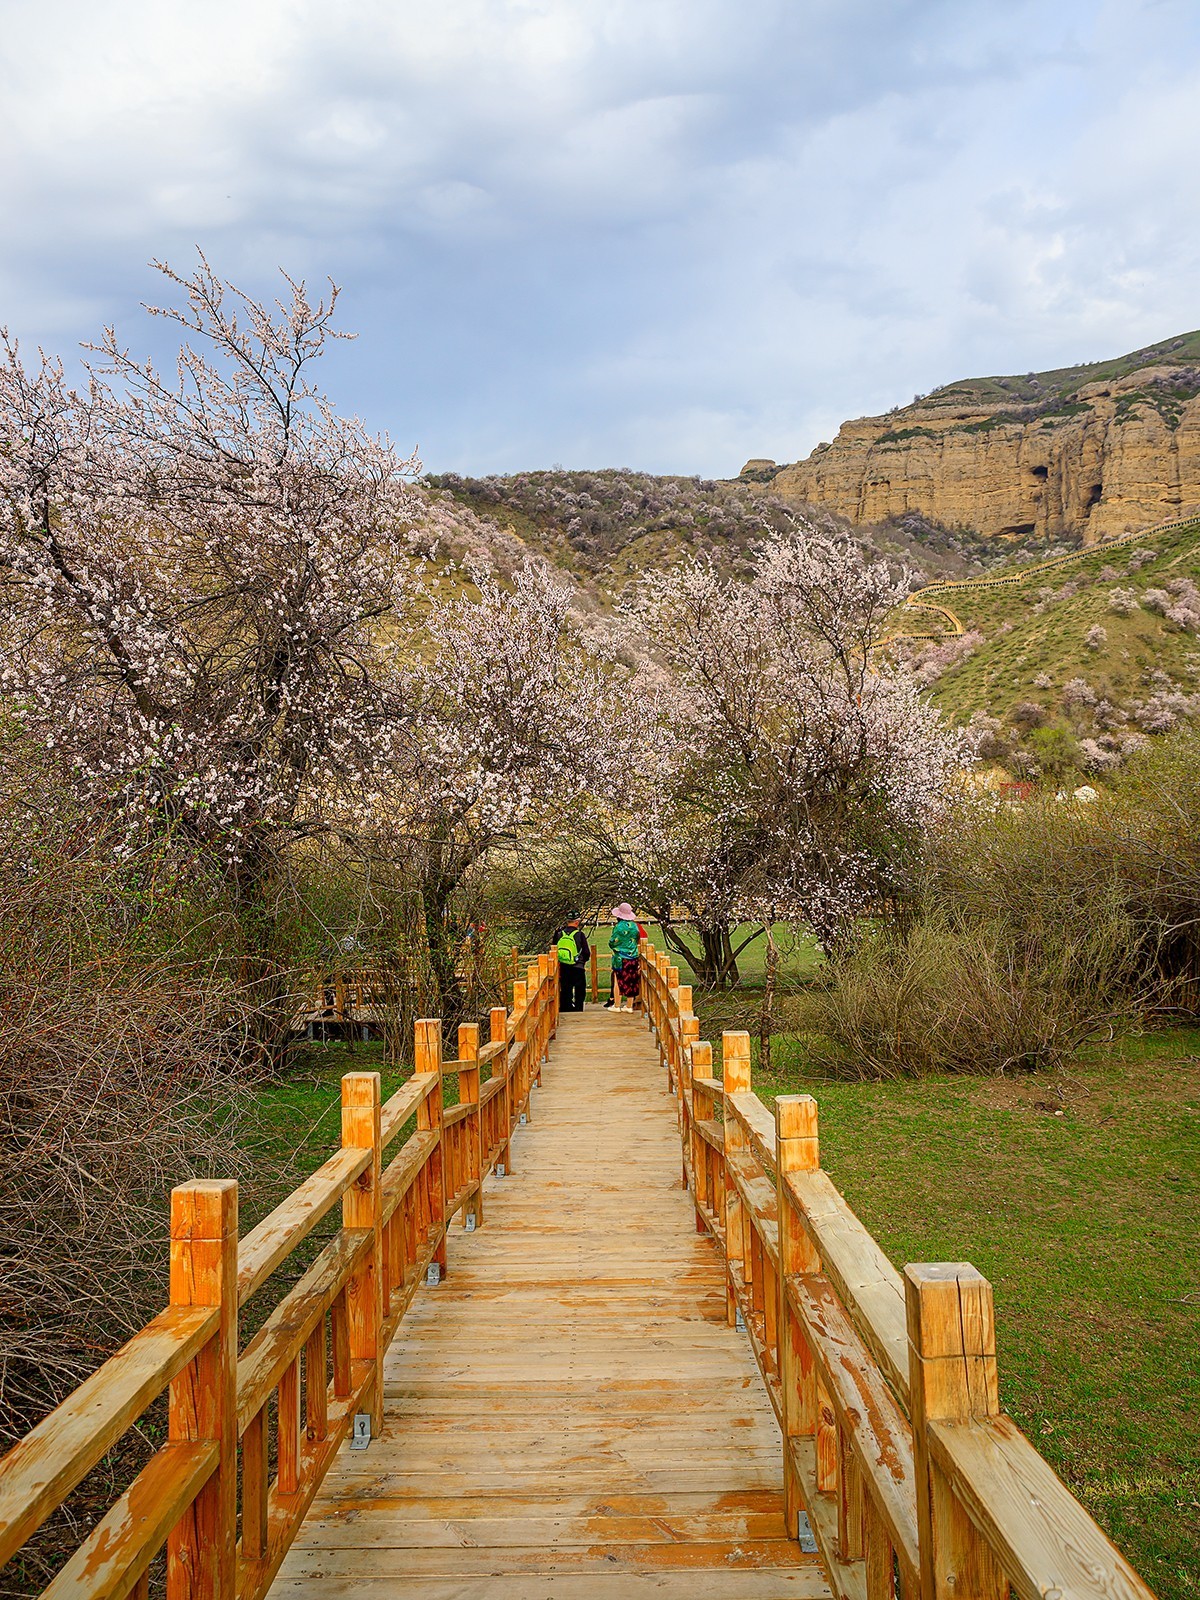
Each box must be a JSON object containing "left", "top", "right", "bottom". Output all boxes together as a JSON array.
[{"left": 767, "top": 332, "right": 1200, "bottom": 544}]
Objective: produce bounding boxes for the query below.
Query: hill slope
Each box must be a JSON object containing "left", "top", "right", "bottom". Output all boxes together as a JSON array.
[
  {"left": 886, "top": 515, "right": 1200, "bottom": 779},
  {"left": 767, "top": 331, "right": 1200, "bottom": 547},
  {"left": 425, "top": 467, "right": 1006, "bottom": 600}
]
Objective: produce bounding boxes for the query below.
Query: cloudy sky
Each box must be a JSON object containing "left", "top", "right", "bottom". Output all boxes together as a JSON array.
[{"left": 3, "top": 0, "right": 1199, "bottom": 476}]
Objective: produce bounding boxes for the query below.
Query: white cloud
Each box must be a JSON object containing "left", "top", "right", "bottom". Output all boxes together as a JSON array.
[{"left": 1, "top": 0, "right": 1199, "bottom": 473}]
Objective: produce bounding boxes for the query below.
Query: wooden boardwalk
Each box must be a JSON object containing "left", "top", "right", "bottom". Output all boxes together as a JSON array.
[{"left": 271, "top": 1006, "right": 830, "bottom": 1600}]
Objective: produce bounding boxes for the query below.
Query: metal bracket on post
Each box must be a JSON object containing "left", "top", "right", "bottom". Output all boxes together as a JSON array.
[
  {"left": 350, "top": 1413, "right": 371, "bottom": 1451},
  {"left": 425, "top": 1261, "right": 441, "bottom": 1286},
  {"left": 519, "top": 1112, "right": 528, "bottom": 1125},
  {"left": 464, "top": 1213, "right": 476, "bottom": 1232},
  {"left": 796, "top": 1509, "right": 818, "bottom": 1554},
  {"left": 496, "top": 1162, "right": 506, "bottom": 1178},
  {"left": 735, "top": 1308, "right": 746, "bottom": 1333}
]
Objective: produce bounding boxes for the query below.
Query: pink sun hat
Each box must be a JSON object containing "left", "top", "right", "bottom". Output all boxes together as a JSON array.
[{"left": 612, "top": 903, "right": 636, "bottom": 920}]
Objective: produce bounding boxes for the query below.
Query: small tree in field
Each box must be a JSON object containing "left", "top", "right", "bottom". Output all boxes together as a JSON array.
[
  {"left": 0, "top": 256, "right": 425, "bottom": 942},
  {"left": 628, "top": 528, "right": 967, "bottom": 965}
]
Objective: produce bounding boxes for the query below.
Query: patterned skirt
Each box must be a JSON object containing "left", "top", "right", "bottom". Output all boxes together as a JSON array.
[{"left": 615, "top": 956, "right": 641, "bottom": 998}]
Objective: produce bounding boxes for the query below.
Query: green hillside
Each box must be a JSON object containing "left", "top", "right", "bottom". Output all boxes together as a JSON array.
[
  {"left": 891, "top": 519, "right": 1200, "bottom": 779},
  {"left": 924, "top": 328, "right": 1200, "bottom": 408}
]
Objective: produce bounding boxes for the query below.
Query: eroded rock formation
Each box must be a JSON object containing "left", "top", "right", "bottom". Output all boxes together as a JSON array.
[{"left": 771, "top": 346, "right": 1200, "bottom": 544}]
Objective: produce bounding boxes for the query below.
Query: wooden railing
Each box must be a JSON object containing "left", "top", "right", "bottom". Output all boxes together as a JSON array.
[
  {"left": 639, "top": 936, "right": 1157, "bottom": 1600},
  {"left": 512, "top": 943, "right": 616, "bottom": 1003},
  {"left": 0, "top": 952, "right": 561, "bottom": 1600}
]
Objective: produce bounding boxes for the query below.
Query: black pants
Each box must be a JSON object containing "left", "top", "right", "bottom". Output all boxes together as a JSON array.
[{"left": 559, "top": 964, "right": 586, "bottom": 1012}]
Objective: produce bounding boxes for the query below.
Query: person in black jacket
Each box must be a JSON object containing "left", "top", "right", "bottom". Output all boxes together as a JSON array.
[{"left": 554, "top": 917, "right": 590, "bottom": 1012}]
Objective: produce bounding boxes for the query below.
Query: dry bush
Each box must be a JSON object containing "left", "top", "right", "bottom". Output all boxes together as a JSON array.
[
  {"left": 796, "top": 728, "right": 1200, "bottom": 1078},
  {"left": 0, "top": 740, "right": 255, "bottom": 1456},
  {"left": 791, "top": 908, "right": 1137, "bottom": 1079}
]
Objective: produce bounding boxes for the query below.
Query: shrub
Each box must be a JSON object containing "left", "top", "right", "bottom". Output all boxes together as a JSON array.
[
  {"left": 792, "top": 904, "right": 1136, "bottom": 1079},
  {"left": 0, "top": 737, "right": 255, "bottom": 1453},
  {"left": 792, "top": 743, "right": 1200, "bottom": 1080},
  {"left": 1027, "top": 725, "right": 1080, "bottom": 781}
]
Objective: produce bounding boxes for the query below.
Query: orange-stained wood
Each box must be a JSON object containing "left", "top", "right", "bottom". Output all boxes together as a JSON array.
[
  {"left": 341, "top": 1074, "right": 383, "bottom": 1434},
  {"left": 167, "top": 1180, "right": 237, "bottom": 1600}
]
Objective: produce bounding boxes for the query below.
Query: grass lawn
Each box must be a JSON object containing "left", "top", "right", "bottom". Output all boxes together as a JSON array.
[
  {"left": 246, "top": 1007, "right": 1198, "bottom": 1599},
  {"left": 572, "top": 920, "right": 823, "bottom": 989}
]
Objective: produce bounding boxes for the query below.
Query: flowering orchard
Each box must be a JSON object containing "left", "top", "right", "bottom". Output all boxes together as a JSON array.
[{"left": 0, "top": 257, "right": 969, "bottom": 1013}]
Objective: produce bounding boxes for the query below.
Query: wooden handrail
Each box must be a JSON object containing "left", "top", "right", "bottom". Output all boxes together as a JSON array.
[
  {"left": 636, "top": 934, "right": 1157, "bottom": 1600},
  {"left": 0, "top": 947, "right": 561, "bottom": 1600},
  {"left": 380, "top": 1070, "right": 439, "bottom": 1147},
  {"left": 237, "top": 1147, "right": 371, "bottom": 1306},
  {"left": 0, "top": 1307, "right": 219, "bottom": 1569}
]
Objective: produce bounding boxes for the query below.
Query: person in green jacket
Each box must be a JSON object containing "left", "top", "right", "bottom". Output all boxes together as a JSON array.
[{"left": 608, "top": 902, "right": 642, "bottom": 1013}]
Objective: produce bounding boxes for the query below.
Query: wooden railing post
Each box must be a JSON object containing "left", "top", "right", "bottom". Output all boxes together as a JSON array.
[
  {"left": 415, "top": 1022, "right": 447, "bottom": 1278},
  {"left": 667, "top": 966, "right": 680, "bottom": 1059},
  {"left": 512, "top": 979, "right": 529, "bottom": 1122},
  {"left": 458, "top": 1021, "right": 483, "bottom": 1229},
  {"left": 167, "top": 1179, "right": 237, "bottom": 1600},
  {"left": 590, "top": 943, "right": 599, "bottom": 1003},
  {"left": 490, "top": 1005, "right": 511, "bottom": 1174},
  {"left": 905, "top": 1264, "right": 1006, "bottom": 1600},
  {"left": 679, "top": 1008, "right": 699, "bottom": 1185},
  {"left": 690, "top": 1039, "right": 713, "bottom": 1232},
  {"left": 527, "top": 963, "right": 543, "bottom": 1085},
  {"left": 775, "top": 1096, "right": 821, "bottom": 1541},
  {"left": 721, "top": 1030, "right": 751, "bottom": 1327},
  {"left": 341, "top": 1072, "right": 383, "bottom": 1433}
]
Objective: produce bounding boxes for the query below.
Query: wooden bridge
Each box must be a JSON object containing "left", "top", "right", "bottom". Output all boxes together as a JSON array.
[{"left": 0, "top": 942, "right": 1157, "bottom": 1600}]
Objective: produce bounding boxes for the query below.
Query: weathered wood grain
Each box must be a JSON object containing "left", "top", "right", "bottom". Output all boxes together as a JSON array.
[{"left": 0, "top": 1307, "right": 217, "bottom": 1568}]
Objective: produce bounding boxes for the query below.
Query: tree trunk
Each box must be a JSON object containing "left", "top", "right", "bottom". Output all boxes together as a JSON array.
[{"left": 758, "top": 924, "right": 779, "bottom": 1076}]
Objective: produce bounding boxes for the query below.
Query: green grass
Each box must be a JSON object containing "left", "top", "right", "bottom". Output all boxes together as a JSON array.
[
  {"left": 598, "top": 921, "right": 823, "bottom": 989},
  {"left": 685, "top": 999, "right": 1200, "bottom": 1599}
]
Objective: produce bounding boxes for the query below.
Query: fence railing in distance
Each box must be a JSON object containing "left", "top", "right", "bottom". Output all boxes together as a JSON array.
[
  {"left": 0, "top": 953, "right": 561, "bottom": 1600},
  {"left": 638, "top": 935, "right": 1157, "bottom": 1600}
]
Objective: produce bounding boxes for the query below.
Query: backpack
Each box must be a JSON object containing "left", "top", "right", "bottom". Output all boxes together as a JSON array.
[{"left": 556, "top": 930, "right": 579, "bottom": 964}]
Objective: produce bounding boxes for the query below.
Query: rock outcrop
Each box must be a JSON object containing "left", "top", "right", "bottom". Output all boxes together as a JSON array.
[{"left": 771, "top": 337, "right": 1200, "bottom": 544}]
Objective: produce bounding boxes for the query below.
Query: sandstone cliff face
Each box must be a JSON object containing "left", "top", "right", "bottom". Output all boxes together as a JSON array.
[{"left": 772, "top": 363, "right": 1200, "bottom": 544}]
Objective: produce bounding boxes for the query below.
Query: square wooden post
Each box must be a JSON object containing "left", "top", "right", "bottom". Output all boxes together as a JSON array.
[
  {"left": 905, "top": 1263, "right": 1006, "bottom": 1600},
  {"left": 458, "top": 1021, "right": 483, "bottom": 1228},
  {"left": 775, "top": 1096, "right": 821, "bottom": 1539},
  {"left": 341, "top": 1072, "right": 383, "bottom": 1432},
  {"left": 721, "top": 1030, "right": 751, "bottom": 1327},
  {"left": 545, "top": 948, "right": 558, "bottom": 1036},
  {"left": 527, "top": 964, "right": 543, "bottom": 1084},
  {"left": 167, "top": 1179, "right": 237, "bottom": 1600},
  {"left": 490, "top": 1005, "right": 511, "bottom": 1174},
  {"left": 415, "top": 1022, "right": 447, "bottom": 1276},
  {"left": 690, "top": 1040, "right": 713, "bottom": 1231},
  {"left": 512, "top": 980, "right": 529, "bottom": 1122},
  {"left": 679, "top": 1010, "right": 699, "bottom": 1186}
]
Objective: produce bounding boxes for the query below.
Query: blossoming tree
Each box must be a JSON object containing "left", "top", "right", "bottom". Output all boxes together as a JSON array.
[
  {"left": 0, "top": 257, "right": 424, "bottom": 926},
  {"left": 622, "top": 528, "right": 967, "bottom": 968}
]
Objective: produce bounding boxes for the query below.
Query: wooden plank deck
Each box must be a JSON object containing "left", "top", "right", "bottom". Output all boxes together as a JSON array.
[{"left": 271, "top": 1005, "right": 831, "bottom": 1599}]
